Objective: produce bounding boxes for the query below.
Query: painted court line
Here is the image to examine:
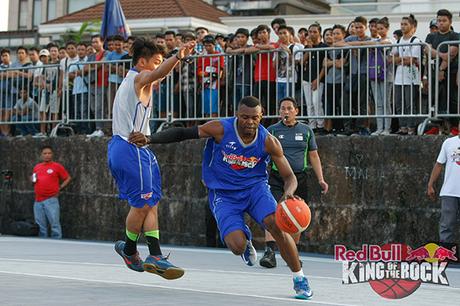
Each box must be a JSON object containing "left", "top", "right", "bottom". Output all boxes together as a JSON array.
[
  {"left": 0, "top": 237, "right": 337, "bottom": 264},
  {"left": 0, "top": 257, "right": 341, "bottom": 281},
  {"left": 0, "top": 270, "right": 359, "bottom": 306}
]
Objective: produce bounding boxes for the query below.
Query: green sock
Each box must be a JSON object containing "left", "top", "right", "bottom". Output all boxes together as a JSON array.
[
  {"left": 144, "top": 230, "right": 161, "bottom": 256},
  {"left": 124, "top": 229, "right": 138, "bottom": 256}
]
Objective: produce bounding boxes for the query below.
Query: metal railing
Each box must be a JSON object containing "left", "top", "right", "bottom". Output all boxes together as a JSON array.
[
  {"left": 0, "top": 63, "right": 62, "bottom": 135},
  {"left": 0, "top": 41, "right": 459, "bottom": 135}
]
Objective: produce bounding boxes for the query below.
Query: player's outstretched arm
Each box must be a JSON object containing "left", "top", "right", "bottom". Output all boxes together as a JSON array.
[
  {"left": 265, "top": 135, "right": 298, "bottom": 200},
  {"left": 134, "top": 42, "right": 195, "bottom": 89},
  {"left": 128, "top": 120, "right": 224, "bottom": 146}
]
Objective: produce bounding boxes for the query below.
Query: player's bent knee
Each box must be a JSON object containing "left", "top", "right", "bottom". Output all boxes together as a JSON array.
[
  {"left": 225, "top": 235, "right": 247, "bottom": 255},
  {"left": 263, "top": 214, "right": 279, "bottom": 234}
]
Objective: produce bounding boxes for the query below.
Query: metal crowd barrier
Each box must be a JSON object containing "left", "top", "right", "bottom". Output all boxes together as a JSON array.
[
  {"left": 65, "top": 59, "right": 133, "bottom": 133},
  {"left": 167, "top": 49, "right": 290, "bottom": 125},
  {"left": 0, "top": 63, "right": 62, "bottom": 135},
  {"left": 294, "top": 42, "right": 431, "bottom": 117},
  {"left": 2, "top": 42, "right": 460, "bottom": 135}
]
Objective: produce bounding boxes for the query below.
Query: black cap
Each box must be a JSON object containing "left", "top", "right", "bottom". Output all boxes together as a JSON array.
[
  {"left": 203, "top": 34, "right": 216, "bottom": 44},
  {"left": 215, "top": 33, "right": 225, "bottom": 39},
  {"left": 429, "top": 19, "right": 438, "bottom": 28}
]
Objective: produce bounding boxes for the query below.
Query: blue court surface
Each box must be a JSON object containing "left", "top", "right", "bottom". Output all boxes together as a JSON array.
[{"left": 0, "top": 236, "right": 459, "bottom": 306}]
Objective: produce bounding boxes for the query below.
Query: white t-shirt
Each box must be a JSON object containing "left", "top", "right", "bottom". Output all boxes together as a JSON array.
[
  {"left": 436, "top": 136, "right": 460, "bottom": 197},
  {"left": 277, "top": 43, "right": 303, "bottom": 83},
  {"left": 392, "top": 36, "right": 421, "bottom": 85},
  {"left": 60, "top": 56, "right": 79, "bottom": 77}
]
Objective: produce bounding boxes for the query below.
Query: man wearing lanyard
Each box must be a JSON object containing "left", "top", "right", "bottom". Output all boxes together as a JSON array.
[{"left": 260, "top": 97, "right": 329, "bottom": 268}]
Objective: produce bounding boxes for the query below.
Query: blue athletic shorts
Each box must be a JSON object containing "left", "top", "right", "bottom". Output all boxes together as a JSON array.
[
  {"left": 208, "top": 181, "right": 277, "bottom": 242},
  {"left": 108, "top": 135, "right": 162, "bottom": 208}
]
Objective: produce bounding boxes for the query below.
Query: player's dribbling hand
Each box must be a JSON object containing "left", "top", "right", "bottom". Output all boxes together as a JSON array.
[
  {"left": 178, "top": 41, "right": 196, "bottom": 59},
  {"left": 128, "top": 132, "right": 149, "bottom": 147},
  {"left": 280, "top": 193, "right": 302, "bottom": 202}
]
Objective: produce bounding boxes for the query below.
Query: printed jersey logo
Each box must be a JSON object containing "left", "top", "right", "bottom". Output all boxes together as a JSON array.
[
  {"left": 278, "top": 134, "right": 285, "bottom": 139},
  {"left": 222, "top": 151, "right": 260, "bottom": 170},
  {"left": 451, "top": 148, "right": 460, "bottom": 165},
  {"left": 141, "top": 192, "right": 153, "bottom": 200},
  {"left": 47, "top": 169, "right": 54, "bottom": 174},
  {"left": 225, "top": 142, "right": 237, "bottom": 150}
]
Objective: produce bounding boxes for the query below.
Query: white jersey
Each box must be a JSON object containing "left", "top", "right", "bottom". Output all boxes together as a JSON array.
[
  {"left": 112, "top": 69, "right": 152, "bottom": 138},
  {"left": 436, "top": 136, "right": 460, "bottom": 198}
]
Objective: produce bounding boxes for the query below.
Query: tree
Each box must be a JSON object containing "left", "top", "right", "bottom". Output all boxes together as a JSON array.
[{"left": 61, "top": 21, "right": 101, "bottom": 43}]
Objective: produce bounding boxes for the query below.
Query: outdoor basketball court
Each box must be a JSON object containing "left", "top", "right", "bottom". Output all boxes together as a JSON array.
[{"left": 0, "top": 236, "right": 458, "bottom": 306}]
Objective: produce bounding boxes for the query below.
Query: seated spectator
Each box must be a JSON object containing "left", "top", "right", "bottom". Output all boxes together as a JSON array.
[{"left": 11, "top": 87, "right": 39, "bottom": 136}]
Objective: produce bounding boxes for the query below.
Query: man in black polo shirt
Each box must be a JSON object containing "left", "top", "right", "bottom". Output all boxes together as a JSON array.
[
  {"left": 425, "top": 9, "right": 460, "bottom": 135},
  {"left": 260, "top": 97, "right": 329, "bottom": 268}
]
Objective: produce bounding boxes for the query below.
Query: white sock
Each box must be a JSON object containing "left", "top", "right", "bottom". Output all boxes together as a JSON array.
[{"left": 292, "top": 269, "right": 304, "bottom": 278}]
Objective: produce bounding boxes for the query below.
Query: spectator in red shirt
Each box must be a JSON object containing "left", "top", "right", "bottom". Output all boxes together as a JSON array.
[
  {"left": 246, "top": 25, "right": 277, "bottom": 118},
  {"left": 197, "top": 35, "right": 224, "bottom": 117},
  {"left": 32, "top": 146, "right": 71, "bottom": 239}
]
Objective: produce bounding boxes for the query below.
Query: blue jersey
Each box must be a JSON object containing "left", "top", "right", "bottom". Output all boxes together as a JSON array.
[{"left": 202, "top": 117, "right": 270, "bottom": 190}]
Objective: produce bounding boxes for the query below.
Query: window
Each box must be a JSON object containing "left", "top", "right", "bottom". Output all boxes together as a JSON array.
[
  {"left": 47, "top": 0, "right": 56, "bottom": 21},
  {"left": 19, "top": 0, "right": 29, "bottom": 29},
  {"left": 68, "top": 0, "right": 99, "bottom": 14},
  {"left": 33, "top": 0, "right": 42, "bottom": 27}
]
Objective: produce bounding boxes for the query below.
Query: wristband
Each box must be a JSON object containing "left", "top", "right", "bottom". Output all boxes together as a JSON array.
[{"left": 175, "top": 53, "right": 183, "bottom": 61}]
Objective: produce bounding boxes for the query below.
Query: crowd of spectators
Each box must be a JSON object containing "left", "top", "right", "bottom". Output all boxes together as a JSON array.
[{"left": 0, "top": 8, "right": 459, "bottom": 138}]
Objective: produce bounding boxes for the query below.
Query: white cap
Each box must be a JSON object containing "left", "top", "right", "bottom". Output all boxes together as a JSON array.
[{"left": 39, "top": 49, "right": 50, "bottom": 57}]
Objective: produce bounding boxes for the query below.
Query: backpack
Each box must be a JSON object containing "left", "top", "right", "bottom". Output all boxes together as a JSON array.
[{"left": 368, "top": 46, "right": 386, "bottom": 81}]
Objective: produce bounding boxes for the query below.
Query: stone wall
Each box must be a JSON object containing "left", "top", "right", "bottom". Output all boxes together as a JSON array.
[{"left": 0, "top": 135, "right": 450, "bottom": 254}]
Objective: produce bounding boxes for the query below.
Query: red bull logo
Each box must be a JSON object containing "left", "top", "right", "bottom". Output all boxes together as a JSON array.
[
  {"left": 335, "top": 242, "right": 455, "bottom": 299},
  {"left": 222, "top": 151, "right": 260, "bottom": 170},
  {"left": 407, "top": 243, "right": 457, "bottom": 262}
]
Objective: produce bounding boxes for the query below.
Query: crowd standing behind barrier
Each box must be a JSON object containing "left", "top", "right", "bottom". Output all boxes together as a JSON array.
[{"left": 0, "top": 11, "right": 459, "bottom": 138}]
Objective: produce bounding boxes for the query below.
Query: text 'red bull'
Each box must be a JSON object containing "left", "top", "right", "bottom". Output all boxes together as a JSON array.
[{"left": 335, "top": 244, "right": 403, "bottom": 262}]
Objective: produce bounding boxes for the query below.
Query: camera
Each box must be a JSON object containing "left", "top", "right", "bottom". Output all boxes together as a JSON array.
[{"left": 1, "top": 170, "right": 13, "bottom": 182}]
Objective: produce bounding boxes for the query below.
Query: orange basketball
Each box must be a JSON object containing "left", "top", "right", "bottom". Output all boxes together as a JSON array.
[{"left": 275, "top": 198, "right": 311, "bottom": 234}]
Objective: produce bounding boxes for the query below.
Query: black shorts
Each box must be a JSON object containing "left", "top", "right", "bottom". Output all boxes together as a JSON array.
[{"left": 268, "top": 171, "right": 308, "bottom": 203}]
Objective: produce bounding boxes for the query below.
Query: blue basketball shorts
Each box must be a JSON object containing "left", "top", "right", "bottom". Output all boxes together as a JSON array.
[
  {"left": 108, "top": 135, "right": 162, "bottom": 208},
  {"left": 208, "top": 181, "right": 277, "bottom": 242}
]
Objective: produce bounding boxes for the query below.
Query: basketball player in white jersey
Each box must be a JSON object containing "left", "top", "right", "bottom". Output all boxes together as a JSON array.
[{"left": 108, "top": 37, "right": 195, "bottom": 279}]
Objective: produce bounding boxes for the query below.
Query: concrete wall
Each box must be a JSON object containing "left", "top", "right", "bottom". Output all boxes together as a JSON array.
[{"left": 0, "top": 135, "right": 451, "bottom": 254}]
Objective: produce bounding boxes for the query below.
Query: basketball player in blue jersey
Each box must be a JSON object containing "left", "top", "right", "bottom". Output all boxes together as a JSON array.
[
  {"left": 129, "top": 96, "right": 313, "bottom": 299},
  {"left": 108, "top": 38, "right": 195, "bottom": 279}
]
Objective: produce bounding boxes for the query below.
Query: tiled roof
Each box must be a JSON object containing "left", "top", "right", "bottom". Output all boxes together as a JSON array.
[{"left": 44, "top": 0, "right": 229, "bottom": 25}]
